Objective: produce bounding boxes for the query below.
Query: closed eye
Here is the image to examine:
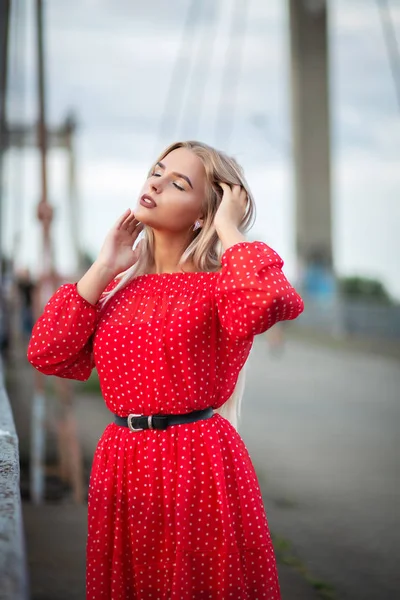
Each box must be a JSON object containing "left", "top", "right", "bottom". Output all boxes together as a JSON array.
[{"left": 150, "top": 171, "right": 185, "bottom": 191}]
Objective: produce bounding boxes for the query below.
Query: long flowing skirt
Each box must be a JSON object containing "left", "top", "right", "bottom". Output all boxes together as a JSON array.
[{"left": 86, "top": 414, "right": 281, "bottom": 600}]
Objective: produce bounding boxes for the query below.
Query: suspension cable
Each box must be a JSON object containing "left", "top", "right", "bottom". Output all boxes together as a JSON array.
[
  {"left": 155, "top": 0, "right": 202, "bottom": 153},
  {"left": 376, "top": 0, "right": 400, "bottom": 112},
  {"left": 214, "top": 0, "right": 250, "bottom": 149}
]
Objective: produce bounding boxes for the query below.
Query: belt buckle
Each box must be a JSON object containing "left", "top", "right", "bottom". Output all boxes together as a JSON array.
[
  {"left": 127, "top": 414, "right": 143, "bottom": 432},
  {"left": 127, "top": 414, "right": 154, "bottom": 432}
]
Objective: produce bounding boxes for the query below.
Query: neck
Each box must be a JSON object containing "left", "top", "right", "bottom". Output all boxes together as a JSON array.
[{"left": 150, "top": 229, "right": 194, "bottom": 274}]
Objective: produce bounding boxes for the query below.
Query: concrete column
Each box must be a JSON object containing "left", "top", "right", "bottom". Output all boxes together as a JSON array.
[{"left": 289, "top": 0, "right": 333, "bottom": 269}]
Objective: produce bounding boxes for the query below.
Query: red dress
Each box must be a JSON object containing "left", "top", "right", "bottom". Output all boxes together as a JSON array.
[{"left": 28, "top": 241, "right": 304, "bottom": 600}]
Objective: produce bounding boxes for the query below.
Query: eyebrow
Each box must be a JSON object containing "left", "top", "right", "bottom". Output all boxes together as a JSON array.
[{"left": 156, "top": 162, "right": 193, "bottom": 189}]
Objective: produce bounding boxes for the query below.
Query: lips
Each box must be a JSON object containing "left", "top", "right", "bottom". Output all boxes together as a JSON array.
[{"left": 140, "top": 194, "right": 157, "bottom": 209}]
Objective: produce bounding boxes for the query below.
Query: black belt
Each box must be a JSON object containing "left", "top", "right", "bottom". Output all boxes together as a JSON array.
[{"left": 114, "top": 407, "right": 214, "bottom": 432}]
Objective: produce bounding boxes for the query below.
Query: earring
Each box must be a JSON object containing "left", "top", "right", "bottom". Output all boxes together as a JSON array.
[{"left": 193, "top": 220, "right": 202, "bottom": 231}]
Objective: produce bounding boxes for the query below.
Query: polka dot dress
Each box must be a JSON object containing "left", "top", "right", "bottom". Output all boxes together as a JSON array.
[{"left": 28, "top": 241, "right": 304, "bottom": 600}]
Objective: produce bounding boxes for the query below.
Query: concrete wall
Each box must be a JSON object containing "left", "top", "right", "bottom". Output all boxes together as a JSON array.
[{"left": 0, "top": 359, "right": 29, "bottom": 600}]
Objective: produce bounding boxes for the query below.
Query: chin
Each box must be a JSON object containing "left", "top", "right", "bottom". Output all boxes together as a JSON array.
[{"left": 133, "top": 204, "right": 150, "bottom": 221}]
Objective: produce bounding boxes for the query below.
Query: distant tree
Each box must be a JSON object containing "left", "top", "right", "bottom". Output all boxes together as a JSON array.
[
  {"left": 338, "top": 276, "right": 394, "bottom": 305},
  {"left": 80, "top": 249, "right": 96, "bottom": 271}
]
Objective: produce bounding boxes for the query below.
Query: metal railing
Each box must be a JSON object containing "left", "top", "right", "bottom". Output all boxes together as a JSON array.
[{"left": 0, "top": 358, "right": 29, "bottom": 600}]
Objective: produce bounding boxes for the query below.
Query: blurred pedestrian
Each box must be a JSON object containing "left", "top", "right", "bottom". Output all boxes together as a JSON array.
[
  {"left": 0, "top": 258, "right": 13, "bottom": 360},
  {"left": 16, "top": 267, "right": 36, "bottom": 340},
  {"left": 0, "top": 282, "right": 10, "bottom": 358},
  {"left": 27, "top": 141, "right": 304, "bottom": 599}
]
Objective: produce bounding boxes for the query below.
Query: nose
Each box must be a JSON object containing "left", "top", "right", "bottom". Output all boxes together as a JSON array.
[{"left": 150, "top": 177, "right": 163, "bottom": 193}]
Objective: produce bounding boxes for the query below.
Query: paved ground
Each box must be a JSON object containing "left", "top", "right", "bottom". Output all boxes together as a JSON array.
[
  {"left": 241, "top": 336, "right": 400, "bottom": 600},
  {"left": 22, "top": 502, "right": 317, "bottom": 600},
  {"left": 7, "top": 333, "right": 400, "bottom": 599}
]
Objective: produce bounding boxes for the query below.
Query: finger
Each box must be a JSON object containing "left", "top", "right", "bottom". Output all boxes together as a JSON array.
[
  {"left": 125, "top": 216, "right": 140, "bottom": 232},
  {"left": 115, "top": 209, "right": 132, "bottom": 229},
  {"left": 219, "top": 182, "right": 231, "bottom": 193},
  {"left": 124, "top": 210, "right": 138, "bottom": 223},
  {"left": 130, "top": 221, "right": 144, "bottom": 238},
  {"left": 231, "top": 184, "right": 242, "bottom": 198},
  {"left": 121, "top": 212, "right": 139, "bottom": 231},
  {"left": 129, "top": 225, "right": 143, "bottom": 240},
  {"left": 239, "top": 188, "right": 248, "bottom": 204}
]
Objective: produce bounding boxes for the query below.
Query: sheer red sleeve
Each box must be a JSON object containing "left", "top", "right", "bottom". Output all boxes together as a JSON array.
[
  {"left": 27, "top": 279, "right": 117, "bottom": 380},
  {"left": 215, "top": 241, "right": 304, "bottom": 339}
]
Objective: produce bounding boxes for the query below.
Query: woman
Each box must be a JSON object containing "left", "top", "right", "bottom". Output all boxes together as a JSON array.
[{"left": 28, "top": 141, "right": 304, "bottom": 599}]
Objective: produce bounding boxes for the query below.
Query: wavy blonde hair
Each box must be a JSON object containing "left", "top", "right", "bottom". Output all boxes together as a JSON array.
[{"left": 102, "top": 140, "right": 256, "bottom": 429}]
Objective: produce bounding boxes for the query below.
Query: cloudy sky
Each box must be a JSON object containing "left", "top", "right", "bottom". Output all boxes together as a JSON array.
[{"left": 4, "top": 0, "right": 400, "bottom": 298}]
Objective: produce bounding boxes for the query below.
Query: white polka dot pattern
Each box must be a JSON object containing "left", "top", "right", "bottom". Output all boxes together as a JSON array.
[
  {"left": 27, "top": 282, "right": 98, "bottom": 380},
  {"left": 27, "top": 241, "right": 304, "bottom": 599},
  {"left": 217, "top": 242, "right": 304, "bottom": 339}
]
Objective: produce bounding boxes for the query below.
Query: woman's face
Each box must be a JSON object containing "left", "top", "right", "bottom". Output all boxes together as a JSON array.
[{"left": 134, "top": 147, "right": 207, "bottom": 232}]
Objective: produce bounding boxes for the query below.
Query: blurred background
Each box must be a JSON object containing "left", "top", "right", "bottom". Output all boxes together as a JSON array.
[{"left": 0, "top": 1, "right": 399, "bottom": 600}]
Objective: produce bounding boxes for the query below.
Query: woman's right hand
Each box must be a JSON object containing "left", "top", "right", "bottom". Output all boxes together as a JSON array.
[{"left": 96, "top": 209, "right": 144, "bottom": 277}]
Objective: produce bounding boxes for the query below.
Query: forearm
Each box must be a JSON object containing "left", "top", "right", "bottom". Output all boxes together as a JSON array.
[
  {"left": 77, "top": 261, "right": 116, "bottom": 305},
  {"left": 216, "top": 225, "right": 246, "bottom": 252}
]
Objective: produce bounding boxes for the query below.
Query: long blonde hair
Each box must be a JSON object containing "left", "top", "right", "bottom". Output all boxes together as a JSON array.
[{"left": 102, "top": 140, "right": 256, "bottom": 429}]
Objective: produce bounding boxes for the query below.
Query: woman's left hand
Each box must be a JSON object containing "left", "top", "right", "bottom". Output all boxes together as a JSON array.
[{"left": 214, "top": 183, "right": 247, "bottom": 234}]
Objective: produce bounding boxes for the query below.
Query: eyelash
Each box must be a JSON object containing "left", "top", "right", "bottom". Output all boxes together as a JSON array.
[{"left": 150, "top": 172, "right": 185, "bottom": 191}]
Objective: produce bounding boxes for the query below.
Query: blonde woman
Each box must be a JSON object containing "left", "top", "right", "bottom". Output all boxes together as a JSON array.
[{"left": 28, "top": 141, "right": 304, "bottom": 599}]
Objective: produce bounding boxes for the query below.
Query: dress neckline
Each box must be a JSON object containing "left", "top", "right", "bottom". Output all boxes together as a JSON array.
[{"left": 138, "top": 270, "right": 217, "bottom": 278}]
